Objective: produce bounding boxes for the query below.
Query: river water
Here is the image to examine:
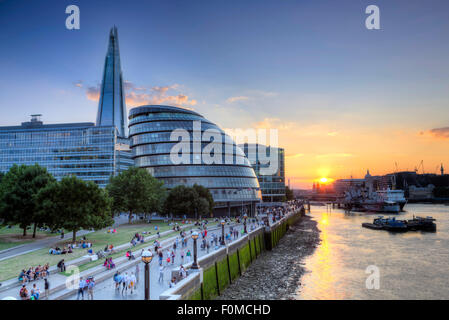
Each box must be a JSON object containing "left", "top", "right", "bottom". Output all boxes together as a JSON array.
[{"left": 296, "top": 204, "right": 449, "bottom": 299}]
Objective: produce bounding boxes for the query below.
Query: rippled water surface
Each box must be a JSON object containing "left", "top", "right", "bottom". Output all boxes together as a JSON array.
[{"left": 296, "top": 204, "right": 449, "bottom": 299}]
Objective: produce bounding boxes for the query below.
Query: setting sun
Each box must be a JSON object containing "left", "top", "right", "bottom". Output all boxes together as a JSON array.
[{"left": 320, "top": 177, "right": 329, "bottom": 183}]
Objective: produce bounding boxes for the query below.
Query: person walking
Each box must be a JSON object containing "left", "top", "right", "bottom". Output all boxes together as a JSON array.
[
  {"left": 113, "top": 271, "right": 121, "bottom": 289},
  {"left": 158, "top": 265, "right": 165, "bottom": 283},
  {"left": 77, "top": 277, "right": 86, "bottom": 300},
  {"left": 121, "top": 272, "right": 129, "bottom": 294},
  {"left": 171, "top": 250, "right": 175, "bottom": 264},
  {"left": 129, "top": 272, "right": 136, "bottom": 294},
  {"left": 87, "top": 277, "right": 95, "bottom": 300},
  {"left": 44, "top": 278, "right": 50, "bottom": 299},
  {"left": 180, "top": 249, "right": 185, "bottom": 263}
]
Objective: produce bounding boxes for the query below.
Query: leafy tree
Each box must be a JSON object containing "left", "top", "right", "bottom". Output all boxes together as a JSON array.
[
  {"left": 0, "top": 164, "right": 56, "bottom": 237},
  {"left": 164, "top": 184, "right": 214, "bottom": 219},
  {"left": 38, "top": 175, "right": 113, "bottom": 241},
  {"left": 106, "top": 167, "right": 166, "bottom": 223},
  {"left": 192, "top": 184, "right": 214, "bottom": 215},
  {"left": 286, "top": 186, "right": 294, "bottom": 201}
]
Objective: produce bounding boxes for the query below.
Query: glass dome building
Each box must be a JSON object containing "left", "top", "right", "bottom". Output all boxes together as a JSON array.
[{"left": 128, "top": 105, "right": 262, "bottom": 216}]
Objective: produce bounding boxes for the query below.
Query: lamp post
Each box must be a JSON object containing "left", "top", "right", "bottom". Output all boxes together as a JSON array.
[
  {"left": 191, "top": 231, "right": 199, "bottom": 269},
  {"left": 220, "top": 219, "right": 226, "bottom": 245},
  {"left": 243, "top": 213, "right": 248, "bottom": 234},
  {"left": 141, "top": 250, "right": 153, "bottom": 300}
]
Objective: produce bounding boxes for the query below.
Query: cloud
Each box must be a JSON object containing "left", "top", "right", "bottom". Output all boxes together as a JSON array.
[
  {"left": 286, "top": 153, "right": 305, "bottom": 159},
  {"left": 252, "top": 117, "right": 296, "bottom": 130},
  {"left": 315, "top": 153, "right": 353, "bottom": 159},
  {"left": 86, "top": 85, "right": 100, "bottom": 101},
  {"left": 424, "top": 127, "right": 449, "bottom": 139},
  {"left": 226, "top": 96, "right": 249, "bottom": 103},
  {"left": 73, "top": 80, "right": 83, "bottom": 88},
  {"left": 76, "top": 81, "right": 197, "bottom": 109}
]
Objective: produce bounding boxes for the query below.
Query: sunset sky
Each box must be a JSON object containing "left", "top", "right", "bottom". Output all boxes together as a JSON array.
[{"left": 1, "top": 0, "right": 449, "bottom": 188}]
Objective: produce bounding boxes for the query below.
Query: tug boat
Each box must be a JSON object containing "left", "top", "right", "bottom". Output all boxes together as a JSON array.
[
  {"left": 362, "top": 216, "right": 437, "bottom": 233},
  {"left": 406, "top": 216, "right": 437, "bottom": 232},
  {"left": 362, "top": 216, "right": 407, "bottom": 232}
]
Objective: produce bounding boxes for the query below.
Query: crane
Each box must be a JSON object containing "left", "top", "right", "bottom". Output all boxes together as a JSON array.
[{"left": 414, "top": 160, "right": 425, "bottom": 175}]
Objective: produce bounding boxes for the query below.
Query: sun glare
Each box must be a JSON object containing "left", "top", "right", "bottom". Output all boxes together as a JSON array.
[{"left": 320, "top": 177, "right": 328, "bottom": 183}]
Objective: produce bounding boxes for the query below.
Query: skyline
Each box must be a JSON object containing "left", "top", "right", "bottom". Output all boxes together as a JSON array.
[{"left": 1, "top": 0, "right": 449, "bottom": 188}]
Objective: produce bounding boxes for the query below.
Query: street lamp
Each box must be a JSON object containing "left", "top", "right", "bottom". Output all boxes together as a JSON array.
[
  {"left": 141, "top": 250, "right": 153, "bottom": 300},
  {"left": 220, "top": 219, "right": 226, "bottom": 245},
  {"left": 191, "top": 231, "right": 199, "bottom": 269},
  {"left": 243, "top": 213, "right": 248, "bottom": 234}
]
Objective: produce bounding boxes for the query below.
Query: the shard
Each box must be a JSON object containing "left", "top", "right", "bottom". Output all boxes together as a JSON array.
[{"left": 96, "top": 26, "right": 128, "bottom": 137}]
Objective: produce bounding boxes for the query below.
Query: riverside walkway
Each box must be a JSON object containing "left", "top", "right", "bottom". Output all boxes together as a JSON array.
[
  {"left": 75, "top": 223, "right": 250, "bottom": 300},
  {"left": 0, "top": 221, "right": 251, "bottom": 300}
]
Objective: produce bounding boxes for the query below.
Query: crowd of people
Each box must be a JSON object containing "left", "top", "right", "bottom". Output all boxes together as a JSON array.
[{"left": 18, "top": 264, "right": 50, "bottom": 284}]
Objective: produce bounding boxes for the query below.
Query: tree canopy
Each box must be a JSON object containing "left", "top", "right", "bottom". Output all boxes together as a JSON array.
[
  {"left": 164, "top": 184, "right": 214, "bottom": 219},
  {"left": 0, "top": 164, "right": 56, "bottom": 237},
  {"left": 38, "top": 175, "right": 113, "bottom": 241},
  {"left": 106, "top": 167, "right": 166, "bottom": 223}
]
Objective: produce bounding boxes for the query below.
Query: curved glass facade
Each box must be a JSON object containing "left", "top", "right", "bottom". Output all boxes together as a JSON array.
[{"left": 129, "top": 105, "right": 262, "bottom": 213}]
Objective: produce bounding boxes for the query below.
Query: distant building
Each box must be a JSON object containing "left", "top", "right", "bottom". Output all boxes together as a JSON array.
[
  {"left": 333, "top": 178, "right": 365, "bottom": 196},
  {"left": 240, "top": 143, "right": 286, "bottom": 202},
  {"left": 0, "top": 27, "right": 133, "bottom": 186},
  {"left": 408, "top": 184, "right": 435, "bottom": 201}
]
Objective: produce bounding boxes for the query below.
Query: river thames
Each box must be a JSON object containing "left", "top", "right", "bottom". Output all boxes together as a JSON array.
[{"left": 297, "top": 204, "right": 449, "bottom": 299}]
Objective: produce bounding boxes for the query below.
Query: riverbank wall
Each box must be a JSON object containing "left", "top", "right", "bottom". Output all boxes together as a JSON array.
[{"left": 159, "top": 206, "right": 305, "bottom": 300}]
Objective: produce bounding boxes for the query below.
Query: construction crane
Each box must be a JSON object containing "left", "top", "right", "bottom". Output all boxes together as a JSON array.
[
  {"left": 394, "top": 162, "right": 399, "bottom": 173},
  {"left": 414, "top": 160, "right": 425, "bottom": 175}
]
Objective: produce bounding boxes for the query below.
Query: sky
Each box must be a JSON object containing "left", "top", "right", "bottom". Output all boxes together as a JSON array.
[{"left": 1, "top": 0, "right": 449, "bottom": 188}]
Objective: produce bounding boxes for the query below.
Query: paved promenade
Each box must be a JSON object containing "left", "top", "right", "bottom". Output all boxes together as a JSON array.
[
  {"left": 76, "top": 223, "right": 249, "bottom": 300},
  {"left": 0, "top": 221, "right": 253, "bottom": 300}
]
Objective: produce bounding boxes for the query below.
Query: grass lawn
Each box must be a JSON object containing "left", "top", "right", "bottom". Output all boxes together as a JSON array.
[
  {"left": 0, "top": 241, "right": 32, "bottom": 252},
  {"left": 0, "top": 220, "right": 195, "bottom": 282}
]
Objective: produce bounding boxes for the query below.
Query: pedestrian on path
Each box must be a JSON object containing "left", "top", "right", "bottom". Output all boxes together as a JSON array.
[
  {"left": 44, "top": 278, "right": 50, "bottom": 299},
  {"left": 87, "top": 277, "right": 95, "bottom": 300},
  {"left": 129, "top": 272, "right": 136, "bottom": 294},
  {"left": 77, "top": 277, "right": 86, "bottom": 300},
  {"left": 158, "top": 265, "right": 165, "bottom": 283},
  {"left": 121, "top": 272, "right": 129, "bottom": 294}
]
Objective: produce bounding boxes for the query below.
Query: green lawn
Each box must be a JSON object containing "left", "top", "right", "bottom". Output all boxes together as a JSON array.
[
  {"left": 0, "top": 241, "right": 32, "bottom": 252},
  {"left": 0, "top": 221, "right": 190, "bottom": 282}
]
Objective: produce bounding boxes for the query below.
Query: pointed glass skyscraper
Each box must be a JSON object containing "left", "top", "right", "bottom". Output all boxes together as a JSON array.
[{"left": 96, "top": 26, "right": 128, "bottom": 137}]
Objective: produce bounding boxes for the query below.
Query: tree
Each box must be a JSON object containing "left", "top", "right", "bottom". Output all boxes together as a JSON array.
[
  {"left": 286, "top": 186, "right": 294, "bottom": 201},
  {"left": 38, "top": 175, "right": 113, "bottom": 241},
  {"left": 0, "top": 164, "right": 56, "bottom": 237},
  {"left": 164, "top": 184, "right": 214, "bottom": 219},
  {"left": 106, "top": 167, "right": 166, "bottom": 223}
]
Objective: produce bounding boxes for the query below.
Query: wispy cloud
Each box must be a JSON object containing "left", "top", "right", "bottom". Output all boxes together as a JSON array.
[
  {"left": 286, "top": 153, "right": 305, "bottom": 159},
  {"left": 422, "top": 127, "right": 449, "bottom": 139},
  {"left": 226, "top": 96, "right": 249, "bottom": 103},
  {"left": 315, "top": 153, "right": 353, "bottom": 159},
  {"left": 75, "top": 81, "right": 197, "bottom": 109}
]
